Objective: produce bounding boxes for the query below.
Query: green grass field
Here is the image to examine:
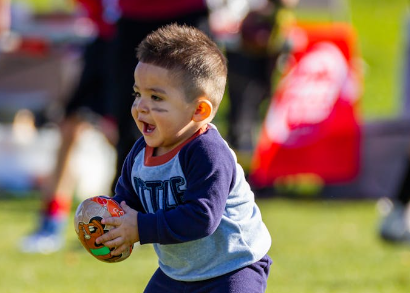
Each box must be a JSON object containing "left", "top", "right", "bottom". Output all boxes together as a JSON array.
[
  {"left": 293, "top": 0, "right": 410, "bottom": 120},
  {"left": 1, "top": 196, "right": 410, "bottom": 293},
  {"left": 349, "top": 0, "right": 408, "bottom": 119}
]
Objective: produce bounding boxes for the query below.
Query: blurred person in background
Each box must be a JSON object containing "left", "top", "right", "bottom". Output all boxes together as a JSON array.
[
  {"left": 208, "top": 0, "right": 298, "bottom": 170},
  {"left": 0, "top": 0, "right": 10, "bottom": 35},
  {"left": 22, "top": 0, "right": 211, "bottom": 254},
  {"left": 379, "top": 161, "right": 410, "bottom": 244},
  {"left": 21, "top": 0, "right": 119, "bottom": 254},
  {"left": 378, "top": 8, "right": 410, "bottom": 245}
]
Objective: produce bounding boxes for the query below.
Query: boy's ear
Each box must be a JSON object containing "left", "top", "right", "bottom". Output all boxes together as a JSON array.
[{"left": 192, "top": 99, "right": 213, "bottom": 122}]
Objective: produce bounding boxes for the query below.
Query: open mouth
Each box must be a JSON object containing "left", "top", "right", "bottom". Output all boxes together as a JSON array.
[{"left": 143, "top": 122, "right": 156, "bottom": 134}]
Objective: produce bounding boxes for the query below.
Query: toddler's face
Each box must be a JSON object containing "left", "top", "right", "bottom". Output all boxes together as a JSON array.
[{"left": 132, "top": 62, "right": 198, "bottom": 156}]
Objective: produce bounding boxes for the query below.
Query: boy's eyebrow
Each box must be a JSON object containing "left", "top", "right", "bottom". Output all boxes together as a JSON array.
[
  {"left": 151, "top": 87, "right": 166, "bottom": 94},
  {"left": 133, "top": 84, "right": 167, "bottom": 94}
]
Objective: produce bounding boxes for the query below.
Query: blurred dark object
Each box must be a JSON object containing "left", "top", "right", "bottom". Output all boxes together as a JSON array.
[{"left": 240, "top": 5, "right": 278, "bottom": 55}]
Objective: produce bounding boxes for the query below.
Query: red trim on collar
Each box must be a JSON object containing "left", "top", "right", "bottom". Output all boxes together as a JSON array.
[{"left": 144, "top": 124, "right": 209, "bottom": 166}]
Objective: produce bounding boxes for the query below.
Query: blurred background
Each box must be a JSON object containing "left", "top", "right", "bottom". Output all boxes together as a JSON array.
[
  {"left": 1, "top": 0, "right": 410, "bottom": 292},
  {"left": 0, "top": 0, "right": 116, "bottom": 196}
]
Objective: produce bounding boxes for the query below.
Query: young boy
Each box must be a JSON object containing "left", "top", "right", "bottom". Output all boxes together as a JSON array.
[{"left": 96, "top": 24, "right": 272, "bottom": 292}]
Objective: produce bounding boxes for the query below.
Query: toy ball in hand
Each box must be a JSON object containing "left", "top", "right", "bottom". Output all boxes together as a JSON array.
[{"left": 74, "top": 196, "right": 133, "bottom": 263}]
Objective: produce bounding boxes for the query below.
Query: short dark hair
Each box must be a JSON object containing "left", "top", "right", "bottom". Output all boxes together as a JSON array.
[{"left": 136, "top": 24, "right": 227, "bottom": 115}]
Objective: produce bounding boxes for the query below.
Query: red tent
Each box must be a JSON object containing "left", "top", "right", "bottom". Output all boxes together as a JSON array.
[{"left": 249, "top": 22, "right": 362, "bottom": 189}]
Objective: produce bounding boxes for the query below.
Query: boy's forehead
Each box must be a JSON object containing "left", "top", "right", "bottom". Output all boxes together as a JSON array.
[
  {"left": 134, "top": 62, "right": 183, "bottom": 87},
  {"left": 135, "top": 62, "right": 167, "bottom": 74}
]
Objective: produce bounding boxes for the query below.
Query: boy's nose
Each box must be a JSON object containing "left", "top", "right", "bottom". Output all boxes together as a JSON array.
[{"left": 134, "top": 99, "right": 148, "bottom": 113}]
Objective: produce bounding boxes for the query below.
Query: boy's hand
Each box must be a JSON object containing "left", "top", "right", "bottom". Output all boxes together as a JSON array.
[{"left": 96, "top": 201, "right": 139, "bottom": 256}]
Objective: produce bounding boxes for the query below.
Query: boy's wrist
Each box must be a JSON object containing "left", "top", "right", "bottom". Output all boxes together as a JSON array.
[
  {"left": 134, "top": 211, "right": 140, "bottom": 243},
  {"left": 137, "top": 212, "right": 158, "bottom": 244}
]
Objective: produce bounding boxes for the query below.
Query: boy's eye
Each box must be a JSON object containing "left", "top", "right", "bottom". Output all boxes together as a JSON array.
[
  {"left": 132, "top": 92, "right": 141, "bottom": 98},
  {"left": 151, "top": 95, "right": 162, "bottom": 101}
]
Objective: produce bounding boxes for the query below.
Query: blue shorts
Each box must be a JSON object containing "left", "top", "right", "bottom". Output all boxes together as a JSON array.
[{"left": 144, "top": 255, "right": 272, "bottom": 293}]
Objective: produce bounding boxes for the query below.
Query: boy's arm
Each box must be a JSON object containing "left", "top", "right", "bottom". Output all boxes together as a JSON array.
[
  {"left": 112, "top": 139, "right": 145, "bottom": 212},
  {"left": 95, "top": 139, "right": 145, "bottom": 254},
  {"left": 138, "top": 136, "right": 236, "bottom": 245}
]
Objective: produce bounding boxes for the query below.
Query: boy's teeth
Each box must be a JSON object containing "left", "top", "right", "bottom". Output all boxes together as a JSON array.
[{"left": 146, "top": 124, "right": 155, "bottom": 133}]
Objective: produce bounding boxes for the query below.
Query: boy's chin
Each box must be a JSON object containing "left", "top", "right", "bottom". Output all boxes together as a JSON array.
[{"left": 144, "top": 138, "right": 160, "bottom": 148}]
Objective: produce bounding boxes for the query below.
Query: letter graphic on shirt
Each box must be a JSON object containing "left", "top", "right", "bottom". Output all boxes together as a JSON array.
[
  {"left": 168, "top": 177, "right": 185, "bottom": 208},
  {"left": 145, "top": 181, "right": 163, "bottom": 212},
  {"left": 134, "top": 177, "right": 150, "bottom": 212},
  {"left": 133, "top": 176, "right": 186, "bottom": 213}
]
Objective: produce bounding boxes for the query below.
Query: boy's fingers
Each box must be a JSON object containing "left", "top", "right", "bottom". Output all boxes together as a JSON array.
[
  {"left": 102, "top": 238, "right": 120, "bottom": 249},
  {"left": 96, "top": 228, "right": 118, "bottom": 245},
  {"left": 96, "top": 232, "right": 110, "bottom": 245},
  {"left": 101, "top": 216, "right": 121, "bottom": 226},
  {"left": 111, "top": 243, "right": 129, "bottom": 256},
  {"left": 120, "top": 201, "right": 131, "bottom": 212}
]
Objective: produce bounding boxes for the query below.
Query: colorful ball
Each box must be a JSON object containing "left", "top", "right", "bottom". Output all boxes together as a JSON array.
[{"left": 74, "top": 196, "right": 133, "bottom": 263}]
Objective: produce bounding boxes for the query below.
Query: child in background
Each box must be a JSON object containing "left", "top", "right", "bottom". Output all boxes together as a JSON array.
[
  {"left": 378, "top": 10, "right": 410, "bottom": 245},
  {"left": 20, "top": 0, "right": 118, "bottom": 254},
  {"left": 95, "top": 24, "right": 272, "bottom": 292},
  {"left": 379, "top": 159, "right": 410, "bottom": 244}
]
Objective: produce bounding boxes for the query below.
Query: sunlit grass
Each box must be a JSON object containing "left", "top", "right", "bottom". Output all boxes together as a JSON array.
[
  {"left": 261, "top": 199, "right": 410, "bottom": 293},
  {"left": 13, "top": 0, "right": 75, "bottom": 14},
  {"left": 349, "top": 0, "right": 409, "bottom": 119},
  {"left": 1, "top": 196, "right": 409, "bottom": 293}
]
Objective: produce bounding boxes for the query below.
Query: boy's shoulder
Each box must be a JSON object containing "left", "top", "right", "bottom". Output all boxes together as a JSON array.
[
  {"left": 185, "top": 125, "right": 227, "bottom": 151},
  {"left": 180, "top": 125, "right": 234, "bottom": 164}
]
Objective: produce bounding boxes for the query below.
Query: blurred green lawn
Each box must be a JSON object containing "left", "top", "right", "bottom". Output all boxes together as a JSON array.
[
  {"left": 349, "top": 0, "right": 409, "bottom": 119},
  {"left": 291, "top": 0, "right": 410, "bottom": 120},
  {"left": 2, "top": 0, "right": 410, "bottom": 293},
  {"left": 1, "top": 197, "right": 410, "bottom": 293}
]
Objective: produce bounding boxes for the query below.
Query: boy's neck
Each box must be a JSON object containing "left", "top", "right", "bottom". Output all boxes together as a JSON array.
[{"left": 149, "top": 124, "right": 209, "bottom": 159}]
